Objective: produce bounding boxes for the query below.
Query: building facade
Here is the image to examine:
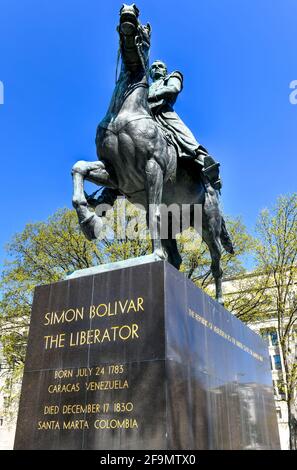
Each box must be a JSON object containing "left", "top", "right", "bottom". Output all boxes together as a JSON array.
[
  {"left": 0, "top": 345, "right": 17, "bottom": 450},
  {"left": 248, "top": 319, "right": 291, "bottom": 450},
  {"left": 220, "top": 273, "right": 297, "bottom": 450}
]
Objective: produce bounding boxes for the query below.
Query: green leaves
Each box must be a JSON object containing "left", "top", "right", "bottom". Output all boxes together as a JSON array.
[{"left": 179, "top": 216, "right": 255, "bottom": 286}]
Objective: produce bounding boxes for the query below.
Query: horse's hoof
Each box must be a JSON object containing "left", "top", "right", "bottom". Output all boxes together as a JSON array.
[
  {"left": 80, "top": 214, "right": 103, "bottom": 240},
  {"left": 217, "top": 298, "right": 224, "bottom": 307},
  {"left": 153, "top": 248, "right": 167, "bottom": 261},
  {"left": 72, "top": 197, "right": 87, "bottom": 209}
]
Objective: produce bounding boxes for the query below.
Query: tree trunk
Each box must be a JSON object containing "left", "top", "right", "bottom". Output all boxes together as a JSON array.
[
  {"left": 287, "top": 396, "right": 297, "bottom": 450},
  {"left": 280, "top": 341, "right": 295, "bottom": 450}
]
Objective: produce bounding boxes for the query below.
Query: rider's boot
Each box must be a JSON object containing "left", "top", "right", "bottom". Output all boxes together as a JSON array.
[{"left": 195, "top": 149, "right": 222, "bottom": 192}]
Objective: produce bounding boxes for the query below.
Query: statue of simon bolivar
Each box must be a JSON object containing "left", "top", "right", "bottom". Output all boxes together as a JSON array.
[
  {"left": 148, "top": 60, "right": 222, "bottom": 191},
  {"left": 86, "top": 59, "right": 222, "bottom": 209}
]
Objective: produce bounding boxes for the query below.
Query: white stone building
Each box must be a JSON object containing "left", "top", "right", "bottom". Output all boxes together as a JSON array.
[
  {"left": 220, "top": 273, "right": 297, "bottom": 450},
  {"left": 0, "top": 345, "right": 17, "bottom": 450},
  {"left": 248, "top": 319, "right": 291, "bottom": 450}
]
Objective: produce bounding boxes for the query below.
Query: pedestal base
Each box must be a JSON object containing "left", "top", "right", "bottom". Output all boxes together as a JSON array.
[{"left": 14, "top": 261, "right": 280, "bottom": 449}]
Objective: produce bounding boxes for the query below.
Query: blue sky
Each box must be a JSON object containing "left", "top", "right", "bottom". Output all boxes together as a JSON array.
[{"left": 0, "top": 0, "right": 296, "bottom": 266}]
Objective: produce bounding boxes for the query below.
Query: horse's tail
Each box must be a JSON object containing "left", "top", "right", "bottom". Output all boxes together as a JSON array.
[{"left": 220, "top": 218, "right": 235, "bottom": 254}]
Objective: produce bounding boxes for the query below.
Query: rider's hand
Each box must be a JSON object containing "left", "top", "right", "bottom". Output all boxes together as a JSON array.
[{"left": 148, "top": 92, "right": 157, "bottom": 102}]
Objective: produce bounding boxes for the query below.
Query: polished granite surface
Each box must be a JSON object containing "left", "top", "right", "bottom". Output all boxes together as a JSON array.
[{"left": 14, "top": 261, "right": 280, "bottom": 449}]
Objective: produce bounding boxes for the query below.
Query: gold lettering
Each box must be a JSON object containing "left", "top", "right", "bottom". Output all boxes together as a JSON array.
[
  {"left": 62, "top": 403, "right": 101, "bottom": 414},
  {"left": 43, "top": 308, "right": 84, "bottom": 325},
  {"left": 63, "top": 420, "right": 89, "bottom": 430},
  {"left": 69, "top": 325, "right": 139, "bottom": 346},
  {"left": 118, "top": 300, "right": 128, "bottom": 313},
  {"left": 188, "top": 307, "right": 264, "bottom": 362},
  {"left": 94, "top": 418, "right": 138, "bottom": 429},
  {"left": 127, "top": 299, "right": 136, "bottom": 312},
  {"left": 86, "top": 380, "right": 128, "bottom": 391},
  {"left": 44, "top": 333, "right": 65, "bottom": 349},
  {"left": 131, "top": 323, "right": 139, "bottom": 339},
  {"left": 48, "top": 383, "right": 80, "bottom": 394},
  {"left": 137, "top": 297, "right": 144, "bottom": 311},
  {"left": 97, "top": 304, "right": 108, "bottom": 317},
  {"left": 37, "top": 420, "right": 60, "bottom": 430},
  {"left": 43, "top": 405, "right": 59, "bottom": 415},
  {"left": 101, "top": 328, "right": 111, "bottom": 342},
  {"left": 88, "top": 297, "right": 145, "bottom": 319},
  {"left": 89, "top": 305, "right": 96, "bottom": 319},
  {"left": 54, "top": 369, "right": 73, "bottom": 379}
]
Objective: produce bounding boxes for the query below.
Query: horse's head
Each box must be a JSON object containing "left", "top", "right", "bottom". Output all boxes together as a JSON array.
[{"left": 117, "top": 4, "right": 151, "bottom": 74}]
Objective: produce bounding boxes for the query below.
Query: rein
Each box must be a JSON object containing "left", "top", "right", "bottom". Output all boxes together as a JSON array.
[
  {"left": 115, "top": 24, "right": 150, "bottom": 84},
  {"left": 115, "top": 47, "right": 121, "bottom": 83},
  {"left": 135, "top": 27, "right": 150, "bottom": 81},
  {"left": 121, "top": 81, "right": 148, "bottom": 103}
]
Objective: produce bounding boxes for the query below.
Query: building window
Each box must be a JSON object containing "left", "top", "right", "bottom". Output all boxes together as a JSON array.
[
  {"left": 273, "top": 355, "right": 282, "bottom": 370},
  {"left": 276, "top": 408, "right": 282, "bottom": 420},
  {"left": 3, "top": 396, "right": 10, "bottom": 409},
  {"left": 270, "top": 330, "right": 278, "bottom": 346},
  {"left": 277, "top": 380, "right": 285, "bottom": 397},
  {"left": 260, "top": 328, "right": 279, "bottom": 347},
  {"left": 0, "top": 417, "right": 3, "bottom": 427},
  {"left": 260, "top": 329, "right": 270, "bottom": 345},
  {"left": 260, "top": 329, "right": 269, "bottom": 343},
  {"left": 260, "top": 328, "right": 278, "bottom": 346}
]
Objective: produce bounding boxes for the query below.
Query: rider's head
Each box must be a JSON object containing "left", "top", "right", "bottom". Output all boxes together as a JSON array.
[{"left": 149, "top": 60, "right": 167, "bottom": 80}]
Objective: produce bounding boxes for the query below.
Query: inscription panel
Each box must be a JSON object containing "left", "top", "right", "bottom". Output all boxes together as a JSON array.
[
  {"left": 15, "top": 261, "right": 280, "bottom": 449},
  {"left": 15, "top": 361, "right": 166, "bottom": 450},
  {"left": 15, "top": 262, "right": 166, "bottom": 449}
]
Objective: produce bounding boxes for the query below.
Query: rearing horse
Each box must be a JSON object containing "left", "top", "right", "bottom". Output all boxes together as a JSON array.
[{"left": 72, "top": 4, "right": 234, "bottom": 304}]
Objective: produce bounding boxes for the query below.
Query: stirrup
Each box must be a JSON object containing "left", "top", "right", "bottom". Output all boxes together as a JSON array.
[
  {"left": 202, "top": 162, "right": 220, "bottom": 179},
  {"left": 202, "top": 160, "right": 222, "bottom": 192},
  {"left": 212, "top": 179, "right": 222, "bottom": 191}
]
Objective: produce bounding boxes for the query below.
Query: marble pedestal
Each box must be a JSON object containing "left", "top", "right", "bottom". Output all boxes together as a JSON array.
[{"left": 14, "top": 261, "right": 280, "bottom": 449}]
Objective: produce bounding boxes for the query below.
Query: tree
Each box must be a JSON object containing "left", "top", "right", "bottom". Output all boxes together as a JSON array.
[
  {"left": 178, "top": 217, "right": 254, "bottom": 285},
  {"left": 177, "top": 217, "right": 277, "bottom": 322},
  {"left": 179, "top": 216, "right": 253, "bottom": 280},
  {"left": 222, "top": 267, "right": 275, "bottom": 324},
  {"left": 255, "top": 194, "right": 297, "bottom": 450}
]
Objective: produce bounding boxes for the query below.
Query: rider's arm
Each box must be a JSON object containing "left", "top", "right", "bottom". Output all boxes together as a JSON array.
[{"left": 148, "top": 73, "right": 183, "bottom": 103}]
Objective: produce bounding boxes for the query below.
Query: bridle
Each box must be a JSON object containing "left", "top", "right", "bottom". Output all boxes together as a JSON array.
[
  {"left": 116, "top": 23, "right": 150, "bottom": 83},
  {"left": 134, "top": 27, "right": 150, "bottom": 81}
]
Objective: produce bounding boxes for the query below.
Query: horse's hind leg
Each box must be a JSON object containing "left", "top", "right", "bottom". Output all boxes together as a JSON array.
[
  {"left": 202, "top": 188, "right": 224, "bottom": 304},
  {"left": 72, "top": 160, "right": 116, "bottom": 241},
  {"left": 161, "top": 238, "right": 182, "bottom": 270},
  {"left": 145, "top": 159, "right": 167, "bottom": 259},
  {"left": 203, "top": 230, "right": 223, "bottom": 304},
  {"left": 161, "top": 213, "right": 182, "bottom": 269}
]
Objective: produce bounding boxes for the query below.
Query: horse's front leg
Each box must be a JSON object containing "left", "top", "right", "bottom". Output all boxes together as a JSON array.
[
  {"left": 72, "top": 160, "right": 116, "bottom": 241},
  {"left": 145, "top": 159, "right": 167, "bottom": 260}
]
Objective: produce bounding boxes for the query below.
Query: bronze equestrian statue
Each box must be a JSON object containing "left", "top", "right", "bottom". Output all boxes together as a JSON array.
[
  {"left": 148, "top": 59, "right": 222, "bottom": 191},
  {"left": 72, "top": 4, "right": 234, "bottom": 304}
]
